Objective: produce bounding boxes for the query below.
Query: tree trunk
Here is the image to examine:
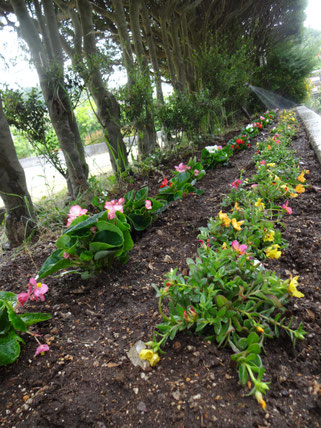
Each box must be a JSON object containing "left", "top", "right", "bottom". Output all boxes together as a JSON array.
[
  {"left": 10, "top": 0, "right": 89, "bottom": 200},
  {"left": 169, "top": 16, "right": 188, "bottom": 92},
  {"left": 141, "top": 2, "right": 164, "bottom": 105},
  {"left": 129, "top": 0, "right": 157, "bottom": 157},
  {"left": 0, "top": 96, "right": 36, "bottom": 247},
  {"left": 77, "top": 0, "right": 128, "bottom": 173}
]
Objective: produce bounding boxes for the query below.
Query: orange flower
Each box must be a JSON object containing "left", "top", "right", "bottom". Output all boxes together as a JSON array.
[
  {"left": 267, "top": 145, "right": 271, "bottom": 150},
  {"left": 297, "top": 171, "right": 306, "bottom": 183},
  {"left": 295, "top": 184, "right": 305, "bottom": 194}
]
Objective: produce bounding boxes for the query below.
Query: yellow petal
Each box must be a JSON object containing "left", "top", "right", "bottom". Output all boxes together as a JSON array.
[
  {"left": 149, "top": 353, "right": 160, "bottom": 367},
  {"left": 139, "top": 349, "right": 154, "bottom": 361}
]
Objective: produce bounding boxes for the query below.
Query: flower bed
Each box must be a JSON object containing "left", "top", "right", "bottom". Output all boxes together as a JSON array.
[{"left": 142, "top": 110, "right": 308, "bottom": 408}]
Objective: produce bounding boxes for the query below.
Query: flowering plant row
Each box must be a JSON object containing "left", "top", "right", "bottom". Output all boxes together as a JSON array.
[
  {"left": 0, "top": 279, "right": 51, "bottom": 365},
  {"left": 201, "top": 110, "right": 276, "bottom": 169},
  {"left": 36, "top": 158, "right": 205, "bottom": 280},
  {"left": 141, "top": 110, "right": 306, "bottom": 409}
]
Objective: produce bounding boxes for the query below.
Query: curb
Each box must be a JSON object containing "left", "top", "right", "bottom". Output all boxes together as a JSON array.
[{"left": 296, "top": 106, "right": 321, "bottom": 165}]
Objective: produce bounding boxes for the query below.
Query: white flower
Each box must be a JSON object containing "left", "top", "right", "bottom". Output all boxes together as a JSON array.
[{"left": 205, "top": 145, "right": 219, "bottom": 153}]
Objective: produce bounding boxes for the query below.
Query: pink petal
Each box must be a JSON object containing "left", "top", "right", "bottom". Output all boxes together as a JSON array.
[
  {"left": 17, "top": 292, "right": 30, "bottom": 308},
  {"left": 145, "top": 200, "right": 152, "bottom": 210},
  {"left": 34, "top": 344, "right": 50, "bottom": 357},
  {"left": 29, "top": 277, "right": 37, "bottom": 287},
  {"left": 69, "top": 205, "right": 83, "bottom": 216}
]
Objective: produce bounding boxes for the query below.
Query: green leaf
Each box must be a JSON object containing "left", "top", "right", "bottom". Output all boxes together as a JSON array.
[
  {"left": 247, "top": 332, "right": 260, "bottom": 345},
  {"left": 56, "top": 234, "right": 71, "bottom": 249},
  {"left": 38, "top": 249, "right": 73, "bottom": 279},
  {"left": 20, "top": 312, "right": 52, "bottom": 326},
  {"left": 124, "top": 189, "right": 134, "bottom": 204},
  {"left": 65, "top": 212, "right": 107, "bottom": 235},
  {"left": 122, "top": 229, "right": 134, "bottom": 252},
  {"left": 80, "top": 251, "right": 94, "bottom": 262},
  {"left": 5, "top": 303, "right": 27, "bottom": 332},
  {"left": 215, "top": 295, "right": 229, "bottom": 308},
  {"left": 247, "top": 343, "right": 261, "bottom": 354},
  {"left": 0, "top": 292, "right": 17, "bottom": 306},
  {"left": 133, "top": 187, "right": 149, "bottom": 208},
  {"left": 128, "top": 213, "right": 152, "bottom": 231},
  {"left": 91, "top": 224, "right": 124, "bottom": 248},
  {"left": 0, "top": 329, "right": 21, "bottom": 366},
  {"left": 0, "top": 303, "right": 11, "bottom": 335},
  {"left": 93, "top": 249, "right": 120, "bottom": 261},
  {"left": 239, "top": 364, "right": 249, "bottom": 386}
]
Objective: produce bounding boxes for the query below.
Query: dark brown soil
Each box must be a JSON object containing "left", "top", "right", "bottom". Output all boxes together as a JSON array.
[{"left": 1, "top": 118, "right": 321, "bottom": 428}]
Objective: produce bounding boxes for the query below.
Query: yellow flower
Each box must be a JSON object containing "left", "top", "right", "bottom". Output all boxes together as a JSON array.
[
  {"left": 263, "top": 230, "right": 275, "bottom": 242},
  {"left": 281, "top": 184, "right": 289, "bottom": 193},
  {"left": 139, "top": 349, "right": 160, "bottom": 367},
  {"left": 290, "top": 192, "right": 298, "bottom": 198},
  {"left": 255, "top": 198, "right": 265, "bottom": 211},
  {"left": 267, "top": 163, "right": 275, "bottom": 167},
  {"left": 231, "top": 218, "right": 244, "bottom": 231},
  {"left": 295, "top": 184, "right": 305, "bottom": 194},
  {"left": 255, "top": 391, "right": 267, "bottom": 410},
  {"left": 265, "top": 244, "right": 281, "bottom": 259},
  {"left": 218, "top": 210, "right": 231, "bottom": 227},
  {"left": 234, "top": 202, "right": 241, "bottom": 211},
  {"left": 288, "top": 276, "right": 304, "bottom": 298},
  {"left": 222, "top": 242, "right": 227, "bottom": 249},
  {"left": 297, "top": 171, "right": 306, "bottom": 183},
  {"left": 257, "top": 326, "right": 264, "bottom": 334}
]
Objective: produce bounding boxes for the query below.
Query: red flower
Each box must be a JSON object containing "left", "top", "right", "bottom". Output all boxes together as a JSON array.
[
  {"left": 247, "top": 143, "right": 251, "bottom": 147},
  {"left": 160, "top": 178, "right": 169, "bottom": 188},
  {"left": 236, "top": 139, "right": 243, "bottom": 144},
  {"left": 258, "top": 123, "right": 262, "bottom": 129},
  {"left": 231, "top": 145, "right": 235, "bottom": 149},
  {"left": 236, "top": 144, "right": 239, "bottom": 149}
]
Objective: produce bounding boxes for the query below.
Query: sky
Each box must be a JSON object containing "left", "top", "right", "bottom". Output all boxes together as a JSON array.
[{"left": 0, "top": 0, "right": 320, "bottom": 89}]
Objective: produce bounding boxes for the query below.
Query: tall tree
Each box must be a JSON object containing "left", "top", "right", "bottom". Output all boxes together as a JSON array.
[
  {"left": 55, "top": 0, "right": 129, "bottom": 173},
  {"left": 0, "top": 95, "right": 36, "bottom": 247},
  {"left": 9, "top": 0, "right": 89, "bottom": 199}
]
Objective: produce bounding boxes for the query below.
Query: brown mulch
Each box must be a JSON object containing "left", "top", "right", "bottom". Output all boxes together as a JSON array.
[{"left": 0, "top": 117, "right": 321, "bottom": 428}]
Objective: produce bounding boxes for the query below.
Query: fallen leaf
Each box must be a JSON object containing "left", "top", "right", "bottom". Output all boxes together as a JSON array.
[{"left": 107, "top": 362, "right": 122, "bottom": 368}]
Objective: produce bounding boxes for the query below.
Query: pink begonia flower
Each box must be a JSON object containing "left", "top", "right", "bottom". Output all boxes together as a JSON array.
[
  {"left": 17, "top": 292, "right": 30, "bottom": 308},
  {"left": 91, "top": 226, "right": 97, "bottom": 234},
  {"left": 251, "top": 184, "right": 258, "bottom": 188},
  {"left": 275, "top": 140, "right": 281, "bottom": 145},
  {"left": 34, "top": 344, "right": 50, "bottom": 357},
  {"left": 32, "top": 282, "right": 49, "bottom": 302},
  {"left": 18, "top": 277, "right": 49, "bottom": 306},
  {"left": 104, "top": 198, "right": 124, "bottom": 219},
  {"left": 217, "top": 146, "right": 222, "bottom": 149},
  {"left": 232, "top": 240, "right": 247, "bottom": 255},
  {"left": 145, "top": 200, "right": 152, "bottom": 210},
  {"left": 66, "top": 205, "right": 88, "bottom": 227},
  {"left": 260, "top": 160, "right": 266, "bottom": 165},
  {"left": 63, "top": 252, "right": 70, "bottom": 259},
  {"left": 29, "top": 277, "right": 37, "bottom": 287},
  {"left": 174, "top": 163, "right": 191, "bottom": 173},
  {"left": 231, "top": 179, "right": 242, "bottom": 189},
  {"left": 282, "top": 200, "right": 292, "bottom": 215},
  {"left": 194, "top": 169, "right": 199, "bottom": 176}
]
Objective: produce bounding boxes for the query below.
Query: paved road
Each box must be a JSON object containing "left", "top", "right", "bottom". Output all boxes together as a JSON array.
[{"left": 0, "top": 133, "right": 163, "bottom": 208}]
